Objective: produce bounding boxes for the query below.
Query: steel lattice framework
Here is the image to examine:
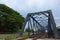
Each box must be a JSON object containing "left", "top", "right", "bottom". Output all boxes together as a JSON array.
[{"left": 19, "top": 10, "right": 58, "bottom": 38}]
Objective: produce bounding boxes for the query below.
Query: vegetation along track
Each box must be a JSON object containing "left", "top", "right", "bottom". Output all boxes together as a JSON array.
[{"left": 18, "top": 32, "right": 47, "bottom": 40}]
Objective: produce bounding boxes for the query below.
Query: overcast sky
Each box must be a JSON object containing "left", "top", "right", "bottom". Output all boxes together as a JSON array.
[{"left": 0, "top": 0, "right": 60, "bottom": 26}]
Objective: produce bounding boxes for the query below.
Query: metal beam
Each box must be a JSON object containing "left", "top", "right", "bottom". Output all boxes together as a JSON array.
[
  {"left": 19, "top": 15, "right": 30, "bottom": 37},
  {"left": 19, "top": 10, "right": 58, "bottom": 38},
  {"left": 31, "top": 16, "right": 45, "bottom": 32},
  {"left": 48, "top": 10, "right": 58, "bottom": 38}
]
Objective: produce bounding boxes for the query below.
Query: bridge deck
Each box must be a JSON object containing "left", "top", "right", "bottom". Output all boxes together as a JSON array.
[{"left": 18, "top": 32, "right": 56, "bottom": 40}]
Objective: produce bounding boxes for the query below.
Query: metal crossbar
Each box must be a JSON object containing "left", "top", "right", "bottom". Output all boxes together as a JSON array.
[{"left": 19, "top": 10, "right": 58, "bottom": 38}]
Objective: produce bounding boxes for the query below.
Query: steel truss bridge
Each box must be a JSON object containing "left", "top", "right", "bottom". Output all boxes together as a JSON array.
[{"left": 19, "top": 10, "right": 58, "bottom": 38}]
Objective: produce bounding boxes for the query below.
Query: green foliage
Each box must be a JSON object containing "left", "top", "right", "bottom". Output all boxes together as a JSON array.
[
  {"left": 23, "top": 32, "right": 29, "bottom": 38},
  {"left": 26, "top": 28, "right": 34, "bottom": 32},
  {"left": 0, "top": 4, "right": 24, "bottom": 33}
]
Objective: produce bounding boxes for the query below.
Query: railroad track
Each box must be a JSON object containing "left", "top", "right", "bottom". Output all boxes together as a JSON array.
[
  {"left": 18, "top": 32, "right": 47, "bottom": 40},
  {"left": 29, "top": 32, "right": 47, "bottom": 40}
]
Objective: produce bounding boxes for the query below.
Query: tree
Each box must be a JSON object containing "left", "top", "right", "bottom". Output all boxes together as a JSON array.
[{"left": 0, "top": 4, "right": 24, "bottom": 33}]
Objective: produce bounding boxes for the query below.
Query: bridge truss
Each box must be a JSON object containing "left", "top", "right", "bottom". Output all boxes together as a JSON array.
[{"left": 19, "top": 10, "right": 58, "bottom": 38}]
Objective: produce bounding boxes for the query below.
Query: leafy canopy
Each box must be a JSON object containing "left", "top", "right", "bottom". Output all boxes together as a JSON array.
[{"left": 0, "top": 4, "right": 24, "bottom": 33}]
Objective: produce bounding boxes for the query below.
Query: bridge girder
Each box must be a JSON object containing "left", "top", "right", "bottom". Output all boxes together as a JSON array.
[{"left": 19, "top": 10, "right": 58, "bottom": 38}]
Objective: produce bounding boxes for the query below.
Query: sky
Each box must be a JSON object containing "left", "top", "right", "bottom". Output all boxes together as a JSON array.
[{"left": 0, "top": 0, "right": 60, "bottom": 26}]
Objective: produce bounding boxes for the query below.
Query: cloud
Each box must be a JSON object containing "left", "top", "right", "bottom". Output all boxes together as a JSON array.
[
  {"left": 0, "top": 0, "right": 60, "bottom": 17},
  {"left": 0, "top": 0, "right": 60, "bottom": 25},
  {"left": 0, "top": 0, "right": 58, "bottom": 11},
  {"left": 0, "top": 0, "right": 17, "bottom": 8}
]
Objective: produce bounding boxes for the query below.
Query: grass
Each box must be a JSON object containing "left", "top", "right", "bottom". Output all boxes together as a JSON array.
[
  {"left": 0, "top": 34, "right": 18, "bottom": 39},
  {"left": 23, "top": 32, "right": 32, "bottom": 38},
  {"left": 23, "top": 32, "right": 29, "bottom": 38},
  {"left": 0, "top": 32, "right": 31, "bottom": 39}
]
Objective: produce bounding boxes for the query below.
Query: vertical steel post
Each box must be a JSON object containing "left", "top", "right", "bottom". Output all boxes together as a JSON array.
[
  {"left": 19, "top": 15, "right": 29, "bottom": 37},
  {"left": 48, "top": 10, "right": 58, "bottom": 38},
  {"left": 28, "top": 19, "right": 30, "bottom": 36}
]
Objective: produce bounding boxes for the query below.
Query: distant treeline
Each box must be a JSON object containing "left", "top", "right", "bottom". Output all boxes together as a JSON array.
[{"left": 0, "top": 4, "right": 24, "bottom": 34}]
